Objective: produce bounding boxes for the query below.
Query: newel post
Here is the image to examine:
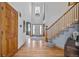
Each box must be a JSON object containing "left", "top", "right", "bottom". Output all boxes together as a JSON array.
[{"left": 45, "top": 26, "right": 48, "bottom": 42}]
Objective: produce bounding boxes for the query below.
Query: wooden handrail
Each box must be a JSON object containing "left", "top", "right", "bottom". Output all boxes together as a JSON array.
[{"left": 47, "top": 2, "right": 78, "bottom": 30}]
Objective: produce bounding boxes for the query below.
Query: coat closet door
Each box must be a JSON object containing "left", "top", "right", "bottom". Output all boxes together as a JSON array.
[
  {"left": 0, "top": 23, "right": 2, "bottom": 57},
  {"left": 0, "top": 3, "right": 2, "bottom": 56},
  {"left": 5, "top": 3, "right": 18, "bottom": 56},
  {"left": 5, "top": 4, "right": 13, "bottom": 56},
  {"left": 0, "top": 29, "right": 2, "bottom": 56},
  {"left": 6, "top": 4, "right": 15, "bottom": 56},
  {"left": 0, "top": 3, "right": 4, "bottom": 56},
  {"left": 0, "top": 3, "right": 18, "bottom": 56},
  {"left": 11, "top": 8, "right": 18, "bottom": 53},
  {"left": 13, "top": 9, "right": 18, "bottom": 52}
]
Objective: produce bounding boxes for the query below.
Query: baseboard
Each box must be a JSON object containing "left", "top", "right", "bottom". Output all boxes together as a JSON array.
[
  {"left": 18, "top": 41, "right": 26, "bottom": 51},
  {"left": 13, "top": 41, "right": 26, "bottom": 56},
  {"left": 55, "top": 44, "right": 64, "bottom": 50}
]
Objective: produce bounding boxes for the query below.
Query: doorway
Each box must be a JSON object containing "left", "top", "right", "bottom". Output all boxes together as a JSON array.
[
  {"left": 26, "top": 22, "right": 31, "bottom": 35},
  {"left": 32, "top": 24, "right": 43, "bottom": 36}
]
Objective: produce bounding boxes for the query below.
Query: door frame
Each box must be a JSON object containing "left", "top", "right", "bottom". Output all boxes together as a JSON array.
[{"left": 31, "top": 24, "right": 44, "bottom": 36}]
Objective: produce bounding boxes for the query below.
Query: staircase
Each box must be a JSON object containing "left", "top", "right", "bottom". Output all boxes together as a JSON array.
[{"left": 46, "top": 3, "right": 79, "bottom": 48}]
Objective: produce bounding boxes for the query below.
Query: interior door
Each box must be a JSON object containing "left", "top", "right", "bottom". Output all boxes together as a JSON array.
[
  {"left": 6, "top": 3, "right": 16, "bottom": 56},
  {"left": 0, "top": 3, "right": 18, "bottom": 56},
  {"left": 0, "top": 3, "right": 3, "bottom": 56},
  {"left": 6, "top": 4, "right": 12, "bottom": 56},
  {"left": 0, "top": 24, "right": 2, "bottom": 57},
  {"left": 12, "top": 8, "right": 18, "bottom": 53},
  {"left": 6, "top": 3, "right": 18, "bottom": 56},
  {"left": 26, "top": 22, "right": 31, "bottom": 35},
  {"left": 0, "top": 28, "right": 3, "bottom": 57},
  {"left": 0, "top": 5, "right": 1, "bottom": 57}
]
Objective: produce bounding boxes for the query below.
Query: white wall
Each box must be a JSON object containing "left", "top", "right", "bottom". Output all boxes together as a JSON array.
[
  {"left": 44, "top": 2, "right": 71, "bottom": 27},
  {"left": 31, "top": 2, "right": 44, "bottom": 24},
  {"left": 25, "top": 2, "right": 31, "bottom": 22}
]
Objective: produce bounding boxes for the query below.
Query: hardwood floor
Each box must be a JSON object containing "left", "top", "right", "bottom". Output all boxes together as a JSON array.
[{"left": 14, "top": 36, "right": 64, "bottom": 57}]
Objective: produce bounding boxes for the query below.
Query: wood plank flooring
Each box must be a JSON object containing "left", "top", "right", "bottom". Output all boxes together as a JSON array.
[{"left": 14, "top": 36, "right": 64, "bottom": 57}]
